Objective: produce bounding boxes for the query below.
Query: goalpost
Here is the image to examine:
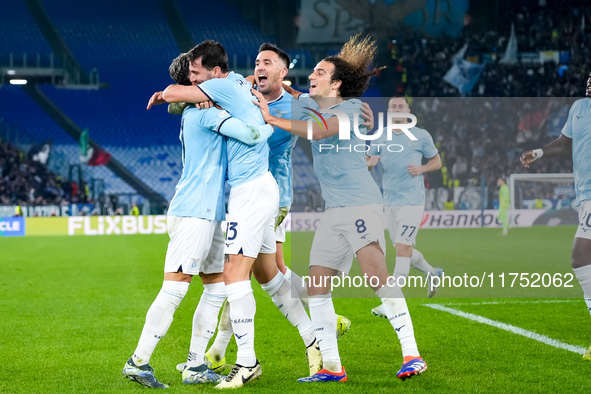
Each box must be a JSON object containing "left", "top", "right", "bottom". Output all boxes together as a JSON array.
[{"left": 509, "top": 173, "right": 576, "bottom": 227}]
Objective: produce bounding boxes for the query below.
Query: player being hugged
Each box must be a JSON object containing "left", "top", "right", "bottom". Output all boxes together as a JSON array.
[
  {"left": 520, "top": 71, "right": 591, "bottom": 361},
  {"left": 252, "top": 34, "right": 427, "bottom": 382},
  {"left": 149, "top": 40, "right": 320, "bottom": 389},
  {"left": 123, "top": 52, "right": 273, "bottom": 389}
]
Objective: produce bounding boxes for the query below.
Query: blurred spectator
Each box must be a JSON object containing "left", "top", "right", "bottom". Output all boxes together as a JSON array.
[{"left": 0, "top": 140, "right": 73, "bottom": 207}]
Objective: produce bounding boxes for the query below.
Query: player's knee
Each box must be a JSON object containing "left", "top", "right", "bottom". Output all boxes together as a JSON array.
[
  {"left": 395, "top": 243, "right": 412, "bottom": 257},
  {"left": 572, "top": 239, "right": 591, "bottom": 269},
  {"left": 164, "top": 271, "right": 192, "bottom": 283},
  {"left": 572, "top": 250, "right": 590, "bottom": 269}
]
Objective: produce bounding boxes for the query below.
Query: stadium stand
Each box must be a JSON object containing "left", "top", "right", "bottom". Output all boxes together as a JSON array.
[
  {"left": 0, "top": 1, "right": 54, "bottom": 66},
  {"left": 0, "top": 0, "right": 587, "bottom": 212}
]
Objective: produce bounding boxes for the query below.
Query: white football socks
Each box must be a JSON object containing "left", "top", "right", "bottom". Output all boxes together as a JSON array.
[
  {"left": 226, "top": 280, "right": 257, "bottom": 367},
  {"left": 285, "top": 267, "right": 310, "bottom": 310},
  {"left": 573, "top": 265, "right": 591, "bottom": 316},
  {"left": 309, "top": 295, "right": 341, "bottom": 372},
  {"left": 261, "top": 271, "right": 315, "bottom": 347},
  {"left": 376, "top": 285, "right": 420, "bottom": 359},
  {"left": 132, "top": 280, "right": 189, "bottom": 366},
  {"left": 410, "top": 249, "right": 436, "bottom": 276},
  {"left": 393, "top": 256, "right": 411, "bottom": 280},
  {"left": 187, "top": 282, "right": 226, "bottom": 368},
  {"left": 207, "top": 299, "right": 233, "bottom": 362}
]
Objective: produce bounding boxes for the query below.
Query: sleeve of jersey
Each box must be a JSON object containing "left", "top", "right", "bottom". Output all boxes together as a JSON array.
[
  {"left": 204, "top": 109, "right": 273, "bottom": 145},
  {"left": 561, "top": 102, "right": 577, "bottom": 138},
  {"left": 422, "top": 132, "right": 439, "bottom": 159},
  {"left": 198, "top": 78, "right": 234, "bottom": 107}
]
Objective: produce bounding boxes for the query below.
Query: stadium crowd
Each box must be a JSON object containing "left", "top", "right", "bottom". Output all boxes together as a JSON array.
[
  {"left": 384, "top": 1, "right": 588, "bottom": 207},
  {"left": 0, "top": 140, "right": 87, "bottom": 207}
]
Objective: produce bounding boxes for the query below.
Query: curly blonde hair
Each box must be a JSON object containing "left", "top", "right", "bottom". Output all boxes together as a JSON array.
[
  {"left": 323, "top": 34, "right": 380, "bottom": 97},
  {"left": 337, "top": 33, "right": 377, "bottom": 74}
]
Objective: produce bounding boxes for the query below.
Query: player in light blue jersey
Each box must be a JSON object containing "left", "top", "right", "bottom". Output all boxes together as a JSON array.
[
  {"left": 521, "top": 72, "right": 591, "bottom": 360},
  {"left": 365, "top": 97, "right": 443, "bottom": 319},
  {"left": 125, "top": 52, "right": 273, "bottom": 388},
  {"left": 253, "top": 34, "right": 427, "bottom": 383},
  {"left": 254, "top": 43, "right": 298, "bottom": 273},
  {"left": 148, "top": 41, "right": 318, "bottom": 388}
]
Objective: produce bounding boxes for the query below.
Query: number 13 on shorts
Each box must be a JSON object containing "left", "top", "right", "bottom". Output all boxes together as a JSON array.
[{"left": 225, "top": 221, "right": 238, "bottom": 240}]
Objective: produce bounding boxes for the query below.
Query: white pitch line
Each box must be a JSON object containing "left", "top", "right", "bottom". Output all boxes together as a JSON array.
[
  {"left": 437, "top": 300, "right": 580, "bottom": 306},
  {"left": 425, "top": 303, "right": 586, "bottom": 355}
]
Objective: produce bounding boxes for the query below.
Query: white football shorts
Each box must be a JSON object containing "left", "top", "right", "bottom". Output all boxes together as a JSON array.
[
  {"left": 385, "top": 204, "right": 424, "bottom": 246},
  {"left": 164, "top": 215, "right": 224, "bottom": 275},
  {"left": 225, "top": 171, "right": 279, "bottom": 257},
  {"left": 309, "top": 204, "right": 386, "bottom": 275},
  {"left": 275, "top": 218, "right": 287, "bottom": 243},
  {"left": 575, "top": 199, "right": 591, "bottom": 240}
]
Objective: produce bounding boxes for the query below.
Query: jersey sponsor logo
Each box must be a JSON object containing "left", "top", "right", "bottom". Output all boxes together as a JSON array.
[{"left": 273, "top": 109, "right": 289, "bottom": 118}]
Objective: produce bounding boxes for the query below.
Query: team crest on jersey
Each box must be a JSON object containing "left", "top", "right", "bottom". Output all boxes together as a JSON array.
[{"left": 218, "top": 110, "right": 229, "bottom": 118}]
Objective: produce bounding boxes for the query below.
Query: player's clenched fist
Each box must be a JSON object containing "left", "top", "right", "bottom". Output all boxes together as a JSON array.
[{"left": 520, "top": 149, "right": 542, "bottom": 168}]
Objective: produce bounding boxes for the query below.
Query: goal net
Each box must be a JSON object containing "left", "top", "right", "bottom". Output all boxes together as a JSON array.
[{"left": 508, "top": 173, "right": 578, "bottom": 227}]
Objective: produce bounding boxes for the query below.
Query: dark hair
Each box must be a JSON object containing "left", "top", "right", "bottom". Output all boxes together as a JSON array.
[
  {"left": 187, "top": 40, "right": 229, "bottom": 73},
  {"left": 169, "top": 52, "right": 191, "bottom": 86},
  {"left": 258, "top": 43, "right": 290, "bottom": 68},
  {"left": 323, "top": 56, "right": 370, "bottom": 98}
]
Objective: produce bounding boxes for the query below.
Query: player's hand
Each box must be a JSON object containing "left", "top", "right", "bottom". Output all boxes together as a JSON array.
[
  {"left": 408, "top": 164, "right": 423, "bottom": 176},
  {"left": 361, "top": 102, "right": 374, "bottom": 129},
  {"left": 520, "top": 150, "right": 535, "bottom": 168},
  {"left": 275, "top": 206, "right": 289, "bottom": 230},
  {"left": 251, "top": 88, "right": 272, "bottom": 123},
  {"left": 147, "top": 91, "right": 166, "bottom": 110},
  {"left": 196, "top": 100, "right": 214, "bottom": 110},
  {"left": 366, "top": 155, "right": 380, "bottom": 171}
]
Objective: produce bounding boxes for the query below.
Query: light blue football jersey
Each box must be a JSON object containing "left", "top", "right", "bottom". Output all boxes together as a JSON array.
[
  {"left": 561, "top": 98, "right": 591, "bottom": 205},
  {"left": 167, "top": 106, "right": 228, "bottom": 220},
  {"left": 267, "top": 89, "right": 298, "bottom": 208},
  {"left": 199, "top": 72, "right": 269, "bottom": 187},
  {"left": 306, "top": 99, "right": 383, "bottom": 208},
  {"left": 368, "top": 126, "right": 438, "bottom": 207}
]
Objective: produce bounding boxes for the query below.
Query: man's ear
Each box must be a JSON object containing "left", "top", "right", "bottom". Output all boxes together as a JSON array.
[
  {"left": 279, "top": 67, "right": 288, "bottom": 80},
  {"left": 332, "top": 79, "right": 342, "bottom": 93}
]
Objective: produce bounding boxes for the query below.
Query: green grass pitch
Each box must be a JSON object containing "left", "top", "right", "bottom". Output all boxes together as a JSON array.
[{"left": 1, "top": 226, "right": 590, "bottom": 393}]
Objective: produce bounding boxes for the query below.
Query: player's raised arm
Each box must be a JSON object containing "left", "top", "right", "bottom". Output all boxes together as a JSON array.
[
  {"left": 521, "top": 134, "right": 572, "bottom": 168},
  {"left": 161, "top": 84, "right": 209, "bottom": 105},
  {"left": 251, "top": 88, "right": 338, "bottom": 140}
]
